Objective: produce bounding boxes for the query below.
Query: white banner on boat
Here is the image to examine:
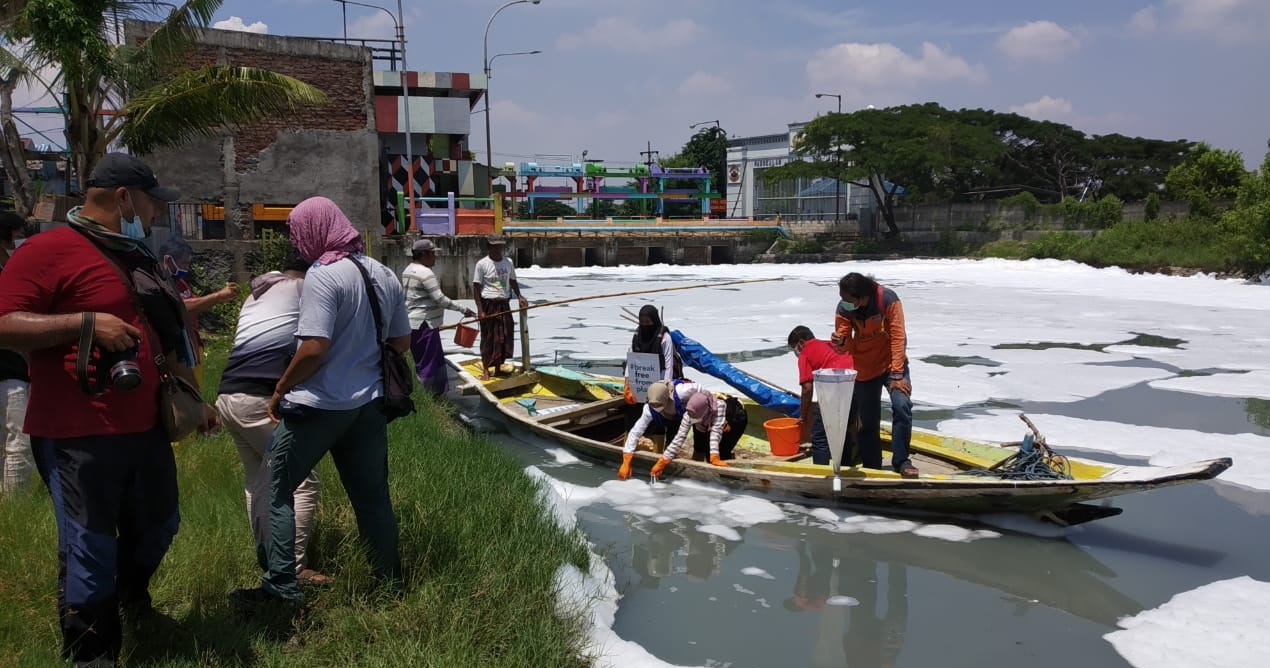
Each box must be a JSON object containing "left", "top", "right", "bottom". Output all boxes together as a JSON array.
[
  {"left": 626, "top": 352, "right": 661, "bottom": 402},
  {"left": 813, "top": 368, "right": 858, "bottom": 479}
]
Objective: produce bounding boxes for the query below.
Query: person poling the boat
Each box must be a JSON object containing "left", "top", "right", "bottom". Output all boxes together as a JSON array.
[
  {"left": 649, "top": 391, "right": 749, "bottom": 479},
  {"left": 788, "top": 325, "right": 854, "bottom": 466},
  {"left": 618, "top": 378, "right": 700, "bottom": 480},
  {"left": 471, "top": 235, "right": 527, "bottom": 381},
  {"left": 830, "top": 272, "right": 918, "bottom": 478}
]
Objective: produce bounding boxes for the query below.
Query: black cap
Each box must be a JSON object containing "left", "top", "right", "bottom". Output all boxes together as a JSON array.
[{"left": 85, "top": 153, "right": 179, "bottom": 202}]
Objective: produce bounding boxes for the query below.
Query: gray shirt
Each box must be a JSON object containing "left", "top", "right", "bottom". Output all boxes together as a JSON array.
[{"left": 288, "top": 255, "right": 410, "bottom": 411}]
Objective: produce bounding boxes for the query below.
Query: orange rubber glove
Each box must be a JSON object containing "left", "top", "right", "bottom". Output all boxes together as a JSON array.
[
  {"left": 618, "top": 453, "right": 634, "bottom": 480},
  {"left": 650, "top": 457, "right": 670, "bottom": 479},
  {"left": 709, "top": 454, "right": 729, "bottom": 467}
]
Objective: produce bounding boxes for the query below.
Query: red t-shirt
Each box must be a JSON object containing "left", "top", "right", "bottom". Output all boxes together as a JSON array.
[
  {"left": 0, "top": 227, "right": 160, "bottom": 438},
  {"left": 797, "top": 338, "right": 854, "bottom": 385}
]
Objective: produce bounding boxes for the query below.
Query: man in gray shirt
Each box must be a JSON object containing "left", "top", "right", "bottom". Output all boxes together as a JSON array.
[{"left": 231, "top": 197, "right": 411, "bottom": 605}]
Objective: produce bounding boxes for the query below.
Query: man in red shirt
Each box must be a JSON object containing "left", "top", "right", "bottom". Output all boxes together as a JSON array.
[
  {"left": 788, "top": 325, "right": 854, "bottom": 465},
  {"left": 0, "top": 153, "right": 214, "bottom": 666}
]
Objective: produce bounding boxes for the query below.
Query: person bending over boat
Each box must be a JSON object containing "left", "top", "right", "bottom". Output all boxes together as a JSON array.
[
  {"left": 830, "top": 272, "right": 918, "bottom": 478},
  {"left": 788, "top": 325, "right": 854, "bottom": 466},
  {"left": 649, "top": 391, "right": 749, "bottom": 478},
  {"left": 472, "top": 235, "right": 527, "bottom": 381},
  {"left": 618, "top": 378, "right": 700, "bottom": 480}
]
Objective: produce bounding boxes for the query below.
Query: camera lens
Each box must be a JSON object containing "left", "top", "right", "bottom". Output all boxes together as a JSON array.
[{"left": 110, "top": 360, "right": 143, "bottom": 391}]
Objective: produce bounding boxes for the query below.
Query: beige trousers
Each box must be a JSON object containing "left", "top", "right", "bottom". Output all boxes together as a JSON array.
[{"left": 215, "top": 392, "right": 320, "bottom": 571}]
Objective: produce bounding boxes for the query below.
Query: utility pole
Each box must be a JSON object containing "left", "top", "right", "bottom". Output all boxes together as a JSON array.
[{"left": 639, "top": 141, "right": 659, "bottom": 169}]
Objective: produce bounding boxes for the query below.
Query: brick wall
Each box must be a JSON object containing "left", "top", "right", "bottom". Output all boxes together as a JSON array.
[{"left": 178, "top": 45, "right": 369, "bottom": 172}]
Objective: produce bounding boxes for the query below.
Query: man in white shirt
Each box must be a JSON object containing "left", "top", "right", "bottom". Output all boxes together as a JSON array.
[
  {"left": 402, "top": 239, "right": 475, "bottom": 396},
  {"left": 471, "top": 235, "right": 527, "bottom": 380}
]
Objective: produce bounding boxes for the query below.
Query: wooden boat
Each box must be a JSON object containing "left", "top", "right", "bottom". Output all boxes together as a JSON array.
[{"left": 449, "top": 356, "right": 1232, "bottom": 527}]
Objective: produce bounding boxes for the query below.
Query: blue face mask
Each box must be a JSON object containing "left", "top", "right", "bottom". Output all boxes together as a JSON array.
[
  {"left": 118, "top": 198, "right": 146, "bottom": 240},
  {"left": 839, "top": 300, "right": 857, "bottom": 313}
]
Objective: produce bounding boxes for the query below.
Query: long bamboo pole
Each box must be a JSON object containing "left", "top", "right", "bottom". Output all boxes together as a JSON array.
[{"left": 438, "top": 277, "right": 783, "bottom": 332}]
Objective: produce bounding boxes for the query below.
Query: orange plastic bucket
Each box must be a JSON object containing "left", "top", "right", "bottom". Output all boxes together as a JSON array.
[
  {"left": 764, "top": 417, "right": 801, "bottom": 456},
  {"left": 454, "top": 322, "right": 478, "bottom": 347}
]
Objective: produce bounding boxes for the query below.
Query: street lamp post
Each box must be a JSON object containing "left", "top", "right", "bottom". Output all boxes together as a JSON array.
[
  {"left": 815, "top": 92, "right": 842, "bottom": 225},
  {"left": 484, "top": 0, "right": 541, "bottom": 202},
  {"left": 333, "top": 0, "right": 413, "bottom": 229}
]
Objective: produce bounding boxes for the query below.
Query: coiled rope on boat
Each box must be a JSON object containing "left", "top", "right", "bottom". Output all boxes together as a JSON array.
[{"left": 963, "top": 414, "right": 1073, "bottom": 481}]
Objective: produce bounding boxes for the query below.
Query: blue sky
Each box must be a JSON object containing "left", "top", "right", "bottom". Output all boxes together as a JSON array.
[{"left": 15, "top": 0, "right": 1270, "bottom": 171}]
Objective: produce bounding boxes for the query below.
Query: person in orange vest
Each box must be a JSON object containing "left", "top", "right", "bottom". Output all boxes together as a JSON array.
[{"left": 830, "top": 272, "right": 918, "bottom": 478}]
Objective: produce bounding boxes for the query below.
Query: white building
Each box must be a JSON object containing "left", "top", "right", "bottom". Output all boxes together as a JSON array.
[{"left": 725, "top": 121, "right": 875, "bottom": 231}]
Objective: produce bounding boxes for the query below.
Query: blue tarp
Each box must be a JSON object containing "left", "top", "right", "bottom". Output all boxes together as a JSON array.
[{"left": 671, "top": 330, "right": 802, "bottom": 417}]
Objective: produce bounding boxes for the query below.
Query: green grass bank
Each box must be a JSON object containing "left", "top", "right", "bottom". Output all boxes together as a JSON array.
[{"left": 0, "top": 337, "right": 593, "bottom": 667}]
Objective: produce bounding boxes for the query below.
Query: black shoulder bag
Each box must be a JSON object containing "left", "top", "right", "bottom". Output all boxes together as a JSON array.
[{"left": 350, "top": 257, "right": 416, "bottom": 422}]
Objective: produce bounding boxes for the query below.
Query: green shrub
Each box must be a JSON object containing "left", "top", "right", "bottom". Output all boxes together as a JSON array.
[
  {"left": 1061, "top": 195, "right": 1123, "bottom": 230},
  {"left": 786, "top": 239, "right": 826, "bottom": 254},
  {"left": 1001, "top": 191, "right": 1041, "bottom": 221},
  {"left": 976, "top": 240, "right": 1030, "bottom": 260},
  {"left": 1144, "top": 193, "right": 1161, "bottom": 222}
]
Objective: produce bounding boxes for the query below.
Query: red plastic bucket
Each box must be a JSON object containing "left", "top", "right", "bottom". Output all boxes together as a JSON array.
[
  {"left": 764, "top": 417, "right": 801, "bottom": 456},
  {"left": 454, "top": 322, "right": 478, "bottom": 348}
]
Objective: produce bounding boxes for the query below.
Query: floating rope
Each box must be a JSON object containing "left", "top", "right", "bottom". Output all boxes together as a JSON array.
[{"left": 962, "top": 414, "right": 1073, "bottom": 481}]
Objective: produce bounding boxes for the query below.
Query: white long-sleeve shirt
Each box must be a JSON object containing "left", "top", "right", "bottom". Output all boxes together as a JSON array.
[
  {"left": 663, "top": 392, "right": 726, "bottom": 459},
  {"left": 402, "top": 262, "right": 466, "bottom": 329},
  {"left": 655, "top": 332, "right": 675, "bottom": 382},
  {"left": 622, "top": 380, "right": 703, "bottom": 454}
]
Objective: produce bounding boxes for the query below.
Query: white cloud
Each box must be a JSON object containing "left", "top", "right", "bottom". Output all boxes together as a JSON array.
[
  {"left": 1132, "top": 0, "right": 1270, "bottom": 41},
  {"left": 1128, "top": 7, "right": 1159, "bottom": 33},
  {"left": 489, "top": 99, "right": 541, "bottom": 127},
  {"left": 346, "top": 11, "right": 395, "bottom": 40},
  {"left": 213, "top": 16, "right": 269, "bottom": 34},
  {"left": 677, "top": 71, "right": 731, "bottom": 98},
  {"left": 557, "top": 17, "right": 699, "bottom": 52},
  {"left": 1009, "top": 95, "right": 1075, "bottom": 122},
  {"left": 806, "top": 42, "right": 985, "bottom": 104},
  {"left": 996, "top": 21, "right": 1079, "bottom": 62}
]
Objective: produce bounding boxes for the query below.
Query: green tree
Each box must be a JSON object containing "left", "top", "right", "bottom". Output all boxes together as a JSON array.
[
  {"left": 764, "top": 103, "right": 1002, "bottom": 237},
  {"left": 515, "top": 198, "right": 575, "bottom": 219},
  {"left": 4, "top": 0, "right": 326, "bottom": 189},
  {"left": 1086, "top": 134, "right": 1192, "bottom": 201},
  {"left": 1220, "top": 146, "right": 1270, "bottom": 273},
  {"left": 0, "top": 44, "right": 38, "bottom": 216},
  {"left": 677, "top": 125, "right": 726, "bottom": 187},
  {"left": 1164, "top": 142, "right": 1247, "bottom": 216}
]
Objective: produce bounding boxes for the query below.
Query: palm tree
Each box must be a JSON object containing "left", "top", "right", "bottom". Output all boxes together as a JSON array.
[{"left": 4, "top": 0, "right": 326, "bottom": 191}]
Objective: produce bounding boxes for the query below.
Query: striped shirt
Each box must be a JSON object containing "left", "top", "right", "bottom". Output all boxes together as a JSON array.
[{"left": 402, "top": 262, "right": 464, "bottom": 329}]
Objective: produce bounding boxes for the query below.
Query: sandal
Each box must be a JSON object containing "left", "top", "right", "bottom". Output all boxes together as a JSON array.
[
  {"left": 899, "top": 464, "right": 920, "bottom": 479},
  {"left": 297, "top": 569, "right": 333, "bottom": 587}
]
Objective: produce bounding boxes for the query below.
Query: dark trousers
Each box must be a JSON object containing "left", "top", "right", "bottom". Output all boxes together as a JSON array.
[
  {"left": 410, "top": 323, "right": 447, "bottom": 396},
  {"left": 691, "top": 397, "right": 748, "bottom": 461},
  {"left": 33, "top": 428, "right": 179, "bottom": 662},
  {"left": 809, "top": 407, "right": 831, "bottom": 465},
  {"left": 264, "top": 399, "right": 399, "bottom": 601},
  {"left": 846, "top": 365, "right": 914, "bottom": 471}
]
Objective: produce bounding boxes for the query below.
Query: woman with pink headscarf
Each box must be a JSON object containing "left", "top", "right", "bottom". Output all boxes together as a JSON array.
[{"left": 649, "top": 390, "right": 749, "bottom": 478}]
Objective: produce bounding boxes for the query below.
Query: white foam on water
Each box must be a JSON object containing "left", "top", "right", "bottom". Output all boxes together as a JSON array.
[
  {"left": 826, "top": 596, "right": 861, "bottom": 607},
  {"left": 1149, "top": 370, "right": 1270, "bottom": 401},
  {"left": 910, "top": 524, "right": 1001, "bottom": 543},
  {"left": 740, "top": 567, "right": 776, "bottom": 580},
  {"left": 697, "top": 524, "right": 742, "bottom": 542},
  {"left": 937, "top": 410, "right": 1270, "bottom": 493},
  {"left": 1104, "top": 576, "right": 1270, "bottom": 668},
  {"left": 732, "top": 583, "right": 755, "bottom": 596},
  {"left": 546, "top": 447, "right": 582, "bottom": 465}
]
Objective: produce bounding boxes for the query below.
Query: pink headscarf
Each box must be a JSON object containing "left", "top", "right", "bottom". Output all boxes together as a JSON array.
[
  {"left": 684, "top": 392, "right": 719, "bottom": 427},
  {"left": 287, "top": 196, "right": 364, "bottom": 266}
]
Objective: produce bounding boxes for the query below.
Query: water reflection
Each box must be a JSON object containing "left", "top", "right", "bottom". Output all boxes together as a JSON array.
[
  {"left": 628, "top": 517, "right": 742, "bottom": 588},
  {"left": 787, "top": 539, "right": 907, "bottom": 668}
]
